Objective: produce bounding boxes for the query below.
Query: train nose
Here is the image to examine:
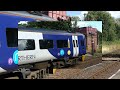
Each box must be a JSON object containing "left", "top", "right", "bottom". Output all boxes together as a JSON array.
[{"left": 13, "top": 50, "right": 18, "bottom": 64}]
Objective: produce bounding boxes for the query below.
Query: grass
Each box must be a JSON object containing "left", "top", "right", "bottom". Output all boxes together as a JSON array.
[
  {"left": 102, "top": 40, "right": 120, "bottom": 54},
  {"left": 96, "top": 44, "right": 102, "bottom": 53}
]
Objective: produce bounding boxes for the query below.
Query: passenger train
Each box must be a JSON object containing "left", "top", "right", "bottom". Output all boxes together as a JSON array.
[
  {"left": 0, "top": 11, "right": 86, "bottom": 79},
  {"left": 18, "top": 28, "right": 86, "bottom": 67}
]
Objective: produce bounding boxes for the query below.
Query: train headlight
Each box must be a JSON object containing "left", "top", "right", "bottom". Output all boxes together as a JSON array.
[
  {"left": 60, "top": 49, "right": 64, "bottom": 56},
  {"left": 67, "top": 50, "right": 71, "bottom": 55}
]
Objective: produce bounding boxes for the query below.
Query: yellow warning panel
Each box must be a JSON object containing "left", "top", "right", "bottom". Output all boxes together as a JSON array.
[
  {"left": 82, "top": 55, "right": 85, "bottom": 61},
  {"left": 67, "top": 50, "right": 71, "bottom": 55},
  {"left": 53, "top": 69, "right": 57, "bottom": 74}
]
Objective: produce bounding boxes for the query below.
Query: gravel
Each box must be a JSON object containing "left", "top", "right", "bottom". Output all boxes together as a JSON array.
[{"left": 45, "top": 61, "right": 120, "bottom": 79}]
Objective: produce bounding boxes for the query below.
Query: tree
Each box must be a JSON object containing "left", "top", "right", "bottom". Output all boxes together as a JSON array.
[
  {"left": 116, "top": 18, "right": 120, "bottom": 21},
  {"left": 70, "top": 16, "right": 80, "bottom": 32},
  {"left": 26, "top": 21, "right": 72, "bottom": 32},
  {"left": 97, "top": 31, "right": 102, "bottom": 45},
  {"left": 71, "top": 16, "right": 80, "bottom": 21},
  {"left": 115, "top": 18, "right": 120, "bottom": 39},
  {"left": 85, "top": 11, "right": 116, "bottom": 41}
]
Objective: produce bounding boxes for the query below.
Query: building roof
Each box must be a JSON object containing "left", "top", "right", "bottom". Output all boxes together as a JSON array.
[
  {"left": 0, "top": 11, "right": 57, "bottom": 21},
  {"left": 18, "top": 27, "right": 85, "bottom": 37}
]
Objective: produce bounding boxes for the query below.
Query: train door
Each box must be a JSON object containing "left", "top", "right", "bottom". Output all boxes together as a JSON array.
[{"left": 72, "top": 35, "right": 79, "bottom": 57}]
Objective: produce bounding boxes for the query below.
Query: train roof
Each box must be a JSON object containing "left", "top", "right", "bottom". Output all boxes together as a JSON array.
[
  {"left": 18, "top": 27, "right": 85, "bottom": 36},
  {"left": 0, "top": 11, "right": 56, "bottom": 21}
]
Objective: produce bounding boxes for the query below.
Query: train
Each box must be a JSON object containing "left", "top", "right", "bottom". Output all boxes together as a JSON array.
[
  {"left": 0, "top": 11, "right": 34, "bottom": 76},
  {"left": 18, "top": 28, "right": 86, "bottom": 79},
  {"left": 0, "top": 11, "right": 86, "bottom": 79}
]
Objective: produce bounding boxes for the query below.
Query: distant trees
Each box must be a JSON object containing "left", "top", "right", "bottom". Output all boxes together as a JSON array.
[
  {"left": 70, "top": 16, "right": 80, "bottom": 28},
  {"left": 19, "top": 16, "right": 81, "bottom": 33},
  {"left": 85, "top": 11, "right": 119, "bottom": 42},
  {"left": 70, "top": 16, "right": 80, "bottom": 32},
  {"left": 71, "top": 16, "right": 80, "bottom": 21},
  {"left": 26, "top": 21, "right": 72, "bottom": 32},
  {"left": 97, "top": 31, "right": 102, "bottom": 45},
  {"left": 115, "top": 18, "right": 120, "bottom": 39}
]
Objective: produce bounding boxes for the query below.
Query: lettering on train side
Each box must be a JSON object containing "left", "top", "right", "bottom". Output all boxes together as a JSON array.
[{"left": 18, "top": 55, "right": 36, "bottom": 61}]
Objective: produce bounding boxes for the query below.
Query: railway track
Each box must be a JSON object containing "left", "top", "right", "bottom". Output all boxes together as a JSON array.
[
  {"left": 102, "top": 57, "right": 120, "bottom": 61},
  {"left": 45, "top": 60, "right": 120, "bottom": 79},
  {"left": 65, "top": 57, "right": 102, "bottom": 69},
  {"left": 5, "top": 55, "right": 120, "bottom": 79},
  {"left": 29, "top": 55, "right": 120, "bottom": 79},
  {"left": 88, "top": 61, "right": 119, "bottom": 79}
]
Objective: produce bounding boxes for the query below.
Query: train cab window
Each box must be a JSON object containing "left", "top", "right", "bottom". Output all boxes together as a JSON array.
[
  {"left": 18, "top": 39, "right": 35, "bottom": 51},
  {"left": 6, "top": 28, "right": 18, "bottom": 47},
  {"left": 39, "top": 40, "right": 53, "bottom": 49},
  {"left": 57, "top": 40, "right": 68, "bottom": 48},
  {"left": 81, "top": 40, "right": 84, "bottom": 46}
]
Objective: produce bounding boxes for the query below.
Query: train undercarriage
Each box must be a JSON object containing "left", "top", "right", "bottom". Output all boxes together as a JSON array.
[{"left": 0, "top": 55, "right": 85, "bottom": 79}]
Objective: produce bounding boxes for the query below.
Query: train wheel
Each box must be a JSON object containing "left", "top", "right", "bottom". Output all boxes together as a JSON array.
[{"left": 17, "top": 72, "right": 26, "bottom": 79}]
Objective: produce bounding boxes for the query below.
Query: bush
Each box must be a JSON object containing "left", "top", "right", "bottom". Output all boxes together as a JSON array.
[{"left": 27, "top": 21, "right": 72, "bottom": 31}]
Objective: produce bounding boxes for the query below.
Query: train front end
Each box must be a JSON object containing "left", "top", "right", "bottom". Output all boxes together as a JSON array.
[{"left": 0, "top": 12, "right": 34, "bottom": 75}]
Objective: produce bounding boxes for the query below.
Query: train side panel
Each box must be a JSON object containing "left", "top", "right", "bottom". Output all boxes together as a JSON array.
[
  {"left": 18, "top": 31, "right": 57, "bottom": 65},
  {"left": 43, "top": 34, "right": 73, "bottom": 59},
  {"left": 78, "top": 35, "right": 86, "bottom": 55},
  {"left": 0, "top": 14, "right": 34, "bottom": 74}
]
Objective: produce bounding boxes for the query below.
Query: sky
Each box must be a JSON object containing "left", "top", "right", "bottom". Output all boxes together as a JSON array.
[{"left": 72, "top": 21, "right": 102, "bottom": 32}]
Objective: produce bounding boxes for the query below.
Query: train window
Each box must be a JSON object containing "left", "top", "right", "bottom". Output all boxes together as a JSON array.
[
  {"left": 6, "top": 28, "right": 18, "bottom": 47},
  {"left": 57, "top": 40, "right": 68, "bottom": 48},
  {"left": 76, "top": 40, "right": 78, "bottom": 47},
  {"left": 73, "top": 40, "right": 75, "bottom": 47},
  {"left": 39, "top": 40, "right": 53, "bottom": 49},
  {"left": 81, "top": 40, "right": 84, "bottom": 46},
  {"left": 18, "top": 39, "right": 35, "bottom": 51}
]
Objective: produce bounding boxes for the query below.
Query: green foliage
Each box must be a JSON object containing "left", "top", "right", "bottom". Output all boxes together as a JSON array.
[
  {"left": 27, "top": 21, "right": 72, "bottom": 31},
  {"left": 71, "top": 16, "right": 80, "bottom": 21},
  {"left": 115, "top": 18, "right": 120, "bottom": 39},
  {"left": 85, "top": 11, "right": 117, "bottom": 42},
  {"left": 97, "top": 31, "right": 102, "bottom": 45}
]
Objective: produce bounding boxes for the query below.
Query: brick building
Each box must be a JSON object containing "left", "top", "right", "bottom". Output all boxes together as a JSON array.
[
  {"left": 48, "top": 11, "right": 67, "bottom": 20},
  {"left": 77, "top": 27, "right": 98, "bottom": 53},
  {"left": 27, "top": 11, "right": 69, "bottom": 20}
]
